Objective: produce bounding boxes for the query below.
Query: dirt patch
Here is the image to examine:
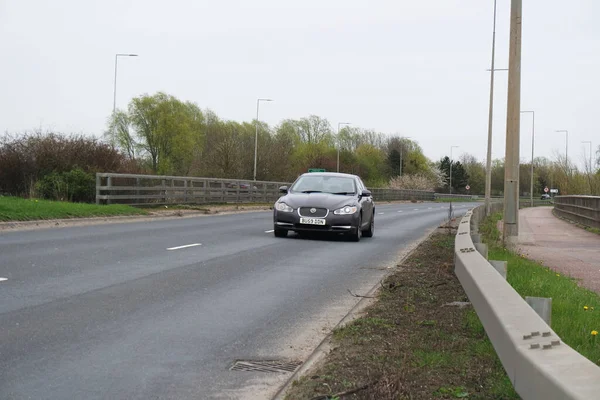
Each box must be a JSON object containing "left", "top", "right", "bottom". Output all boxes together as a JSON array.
[{"left": 283, "top": 224, "right": 517, "bottom": 400}]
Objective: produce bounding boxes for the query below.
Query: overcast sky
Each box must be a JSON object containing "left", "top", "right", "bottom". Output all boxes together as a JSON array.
[{"left": 1, "top": 0, "right": 598, "bottom": 169}]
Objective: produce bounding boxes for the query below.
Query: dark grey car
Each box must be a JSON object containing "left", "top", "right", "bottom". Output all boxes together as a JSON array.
[{"left": 272, "top": 172, "right": 375, "bottom": 241}]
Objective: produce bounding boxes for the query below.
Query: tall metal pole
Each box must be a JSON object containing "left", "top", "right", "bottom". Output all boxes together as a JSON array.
[
  {"left": 337, "top": 122, "right": 351, "bottom": 172},
  {"left": 449, "top": 145, "right": 459, "bottom": 194},
  {"left": 521, "top": 111, "right": 535, "bottom": 207},
  {"left": 113, "top": 55, "right": 118, "bottom": 115},
  {"left": 503, "top": 0, "right": 523, "bottom": 245},
  {"left": 112, "top": 54, "right": 138, "bottom": 115},
  {"left": 254, "top": 98, "right": 273, "bottom": 181},
  {"left": 485, "top": 0, "right": 498, "bottom": 215},
  {"left": 254, "top": 100, "right": 260, "bottom": 181}
]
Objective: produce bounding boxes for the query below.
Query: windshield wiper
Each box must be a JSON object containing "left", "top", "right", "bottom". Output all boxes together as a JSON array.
[
  {"left": 301, "top": 190, "right": 322, "bottom": 193},
  {"left": 332, "top": 192, "right": 354, "bottom": 195}
]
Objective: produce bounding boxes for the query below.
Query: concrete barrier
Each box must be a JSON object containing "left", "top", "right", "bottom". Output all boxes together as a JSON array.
[{"left": 454, "top": 204, "right": 600, "bottom": 399}]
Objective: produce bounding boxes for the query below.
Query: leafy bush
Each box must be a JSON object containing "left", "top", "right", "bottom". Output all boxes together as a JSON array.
[
  {"left": 35, "top": 168, "right": 95, "bottom": 203},
  {"left": 0, "top": 131, "right": 141, "bottom": 197}
]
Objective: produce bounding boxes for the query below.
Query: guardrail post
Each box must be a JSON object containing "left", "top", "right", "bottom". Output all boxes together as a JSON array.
[
  {"left": 161, "top": 179, "right": 166, "bottom": 204},
  {"left": 96, "top": 174, "right": 101, "bottom": 205},
  {"left": 490, "top": 260, "right": 507, "bottom": 280},
  {"left": 526, "top": 296, "right": 552, "bottom": 326},
  {"left": 183, "top": 180, "right": 188, "bottom": 203},
  {"left": 475, "top": 243, "right": 488, "bottom": 259},
  {"left": 221, "top": 181, "right": 225, "bottom": 203},
  {"left": 106, "top": 176, "right": 112, "bottom": 205},
  {"left": 135, "top": 178, "right": 140, "bottom": 204}
]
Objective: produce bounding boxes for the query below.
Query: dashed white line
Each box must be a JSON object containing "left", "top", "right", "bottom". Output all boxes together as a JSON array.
[
  {"left": 265, "top": 229, "right": 275, "bottom": 233},
  {"left": 0, "top": 278, "right": 7, "bottom": 282},
  {"left": 167, "top": 243, "right": 202, "bottom": 251},
  {"left": 414, "top": 209, "right": 420, "bottom": 211},
  {"left": 378, "top": 212, "right": 385, "bottom": 215},
  {"left": 397, "top": 210, "right": 403, "bottom": 213}
]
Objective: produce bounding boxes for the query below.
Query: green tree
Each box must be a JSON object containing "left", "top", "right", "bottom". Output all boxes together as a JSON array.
[
  {"left": 439, "top": 156, "right": 469, "bottom": 193},
  {"left": 460, "top": 154, "right": 485, "bottom": 195}
]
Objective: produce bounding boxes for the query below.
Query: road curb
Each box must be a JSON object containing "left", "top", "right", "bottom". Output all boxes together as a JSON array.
[{"left": 271, "top": 223, "right": 443, "bottom": 400}]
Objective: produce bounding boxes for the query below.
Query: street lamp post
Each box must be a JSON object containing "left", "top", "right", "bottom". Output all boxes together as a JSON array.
[
  {"left": 254, "top": 98, "right": 274, "bottom": 181},
  {"left": 556, "top": 130, "right": 569, "bottom": 174},
  {"left": 521, "top": 111, "right": 535, "bottom": 207},
  {"left": 399, "top": 136, "right": 412, "bottom": 177},
  {"left": 449, "top": 145, "right": 459, "bottom": 194},
  {"left": 337, "top": 122, "right": 351, "bottom": 172},
  {"left": 113, "top": 54, "right": 138, "bottom": 115},
  {"left": 484, "top": 0, "right": 499, "bottom": 215}
]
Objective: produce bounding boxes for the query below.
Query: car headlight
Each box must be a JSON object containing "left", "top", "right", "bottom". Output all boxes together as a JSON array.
[
  {"left": 275, "top": 202, "right": 294, "bottom": 212},
  {"left": 334, "top": 206, "right": 358, "bottom": 215}
]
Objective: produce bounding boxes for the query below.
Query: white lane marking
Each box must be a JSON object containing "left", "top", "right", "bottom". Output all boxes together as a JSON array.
[
  {"left": 414, "top": 209, "right": 420, "bottom": 211},
  {"left": 397, "top": 210, "right": 403, "bottom": 213},
  {"left": 378, "top": 212, "right": 385, "bottom": 215},
  {"left": 265, "top": 229, "right": 275, "bottom": 233},
  {"left": 167, "top": 243, "right": 202, "bottom": 251},
  {"left": 0, "top": 278, "right": 7, "bottom": 282}
]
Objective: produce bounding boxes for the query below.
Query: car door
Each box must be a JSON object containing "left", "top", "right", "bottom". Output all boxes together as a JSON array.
[{"left": 356, "top": 178, "right": 373, "bottom": 227}]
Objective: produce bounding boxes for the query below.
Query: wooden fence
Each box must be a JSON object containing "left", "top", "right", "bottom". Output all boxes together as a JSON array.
[{"left": 96, "top": 173, "right": 436, "bottom": 205}]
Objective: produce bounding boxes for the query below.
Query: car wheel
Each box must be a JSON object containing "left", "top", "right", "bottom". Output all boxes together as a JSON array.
[
  {"left": 274, "top": 228, "right": 288, "bottom": 238},
  {"left": 363, "top": 212, "right": 374, "bottom": 238},
  {"left": 349, "top": 214, "right": 362, "bottom": 242}
]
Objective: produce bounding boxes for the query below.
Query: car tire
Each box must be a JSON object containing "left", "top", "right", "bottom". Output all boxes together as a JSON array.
[
  {"left": 274, "top": 228, "right": 288, "bottom": 238},
  {"left": 349, "top": 214, "right": 362, "bottom": 242},
  {"left": 362, "top": 212, "right": 374, "bottom": 238}
]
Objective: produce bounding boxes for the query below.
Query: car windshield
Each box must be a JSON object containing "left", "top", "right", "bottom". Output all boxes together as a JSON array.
[{"left": 290, "top": 175, "right": 356, "bottom": 195}]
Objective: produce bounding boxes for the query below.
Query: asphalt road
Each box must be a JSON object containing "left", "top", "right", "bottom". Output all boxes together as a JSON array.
[{"left": 0, "top": 201, "right": 471, "bottom": 400}]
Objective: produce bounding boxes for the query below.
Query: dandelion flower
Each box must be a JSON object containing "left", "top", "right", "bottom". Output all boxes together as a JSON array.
[
  {"left": 592, "top": 330, "right": 598, "bottom": 336},
  {"left": 556, "top": 273, "right": 560, "bottom": 277},
  {"left": 584, "top": 306, "right": 589, "bottom": 311}
]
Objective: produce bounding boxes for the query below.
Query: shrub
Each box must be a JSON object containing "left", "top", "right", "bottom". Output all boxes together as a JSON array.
[
  {"left": 36, "top": 168, "right": 95, "bottom": 203},
  {"left": 0, "top": 131, "right": 141, "bottom": 197}
]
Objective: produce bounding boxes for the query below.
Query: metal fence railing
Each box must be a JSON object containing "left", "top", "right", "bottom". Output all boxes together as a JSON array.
[
  {"left": 95, "top": 173, "right": 436, "bottom": 206},
  {"left": 554, "top": 195, "right": 600, "bottom": 229}
]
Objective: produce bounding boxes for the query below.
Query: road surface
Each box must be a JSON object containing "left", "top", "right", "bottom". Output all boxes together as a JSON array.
[{"left": 0, "top": 202, "right": 471, "bottom": 399}]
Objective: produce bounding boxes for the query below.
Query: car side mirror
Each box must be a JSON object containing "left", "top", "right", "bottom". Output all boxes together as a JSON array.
[
  {"left": 279, "top": 186, "right": 288, "bottom": 194},
  {"left": 361, "top": 189, "right": 372, "bottom": 197}
]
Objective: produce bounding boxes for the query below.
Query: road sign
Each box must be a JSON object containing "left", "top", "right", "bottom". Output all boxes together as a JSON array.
[
  {"left": 308, "top": 168, "right": 326, "bottom": 172},
  {"left": 465, "top": 185, "right": 470, "bottom": 191},
  {"left": 544, "top": 187, "right": 549, "bottom": 193}
]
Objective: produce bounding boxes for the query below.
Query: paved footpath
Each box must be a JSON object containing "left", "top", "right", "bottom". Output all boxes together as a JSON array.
[{"left": 518, "top": 206, "right": 600, "bottom": 293}]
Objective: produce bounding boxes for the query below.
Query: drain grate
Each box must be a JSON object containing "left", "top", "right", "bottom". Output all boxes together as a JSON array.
[{"left": 230, "top": 360, "right": 302, "bottom": 373}]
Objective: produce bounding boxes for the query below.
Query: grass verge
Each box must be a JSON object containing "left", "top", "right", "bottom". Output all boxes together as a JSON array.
[
  {"left": 480, "top": 212, "right": 600, "bottom": 365},
  {"left": 0, "top": 196, "right": 147, "bottom": 222},
  {"left": 284, "top": 227, "right": 518, "bottom": 400}
]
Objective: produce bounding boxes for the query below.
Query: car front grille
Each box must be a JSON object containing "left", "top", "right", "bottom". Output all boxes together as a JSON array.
[{"left": 298, "top": 207, "right": 328, "bottom": 218}]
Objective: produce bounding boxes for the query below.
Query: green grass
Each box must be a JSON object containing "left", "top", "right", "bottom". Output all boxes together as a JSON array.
[
  {"left": 481, "top": 212, "right": 600, "bottom": 365},
  {"left": 0, "top": 196, "right": 147, "bottom": 222}
]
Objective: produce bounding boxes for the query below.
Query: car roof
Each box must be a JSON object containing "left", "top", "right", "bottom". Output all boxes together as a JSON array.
[{"left": 299, "top": 172, "right": 359, "bottom": 179}]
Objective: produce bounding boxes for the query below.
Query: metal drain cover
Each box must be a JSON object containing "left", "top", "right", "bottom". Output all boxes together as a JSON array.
[{"left": 230, "top": 360, "right": 302, "bottom": 373}]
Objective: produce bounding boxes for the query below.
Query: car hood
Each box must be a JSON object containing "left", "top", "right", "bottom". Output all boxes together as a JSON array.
[{"left": 278, "top": 193, "right": 358, "bottom": 210}]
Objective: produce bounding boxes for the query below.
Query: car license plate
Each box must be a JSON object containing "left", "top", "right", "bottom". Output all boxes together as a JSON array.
[{"left": 299, "top": 217, "right": 326, "bottom": 226}]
